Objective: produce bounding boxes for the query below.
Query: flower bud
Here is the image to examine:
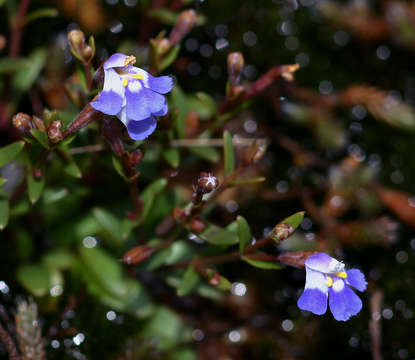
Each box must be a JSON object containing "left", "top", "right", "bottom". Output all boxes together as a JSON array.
[
  {"left": 270, "top": 222, "right": 294, "bottom": 243},
  {"left": 68, "top": 29, "right": 94, "bottom": 64},
  {"left": 48, "top": 120, "right": 63, "bottom": 143},
  {"left": 227, "top": 52, "right": 245, "bottom": 86},
  {"left": 189, "top": 217, "right": 205, "bottom": 233},
  {"left": 121, "top": 246, "right": 156, "bottom": 265},
  {"left": 32, "top": 116, "right": 46, "bottom": 132},
  {"left": 169, "top": 10, "right": 197, "bottom": 45},
  {"left": 276, "top": 251, "right": 317, "bottom": 269},
  {"left": 12, "top": 112, "right": 34, "bottom": 134},
  {"left": 63, "top": 101, "right": 105, "bottom": 138},
  {"left": 197, "top": 172, "right": 218, "bottom": 194}
]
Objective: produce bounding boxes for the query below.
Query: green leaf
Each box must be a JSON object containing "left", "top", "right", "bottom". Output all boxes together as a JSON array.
[
  {"left": 148, "top": 8, "right": 178, "bottom": 24},
  {"left": 79, "top": 245, "right": 153, "bottom": 318},
  {"left": 159, "top": 44, "right": 181, "bottom": 71},
  {"left": 23, "top": 7, "right": 58, "bottom": 25},
  {"left": 177, "top": 264, "right": 200, "bottom": 296},
  {"left": 120, "top": 218, "right": 138, "bottom": 240},
  {"left": 188, "top": 146, "right": 220, "bottom": 163},
  {"left": 138, "top": 246, "right": 171, "bottom": 271},
  {"left": 112, "top": 156, "right": 128, "bottom": 180},
  {"left": 169, "top": 348, "right": 196, "bottom": 360},
  {"left": 13, "top": 48, "right": 47, "bottom": 93},
  {"left": 42, "top": 188, "right": 68, "bottom": 204},
  {"left": 195, "top": 92, "right": 218, "bottom": 117},
  {"left": 0, "top": 178, "right": 6, "bottom": 187},
  {"left": 0, "top": 57, "right": 29, "bottom": 73},
  {"left": 42, "top": 249, "right": 76, "bottom": 270},
  {"left": 64, "top": 159, "right": 82, "bottom": 178},
  {"left": 223, "top": 131, "right": 235, "bottom": 176},
  {"left": 281, "top": 211, "right": 305, "bottom": 231},
  {"left": 0, "top": 197, "right": 9, "bottom": 230},
  {"left": 79, "top": 245, "right": 128, "bottom": 297},
  {"left": 27, "top": 174, "right": 44, "bottom": 204},
  {"left": 230, "top": 177, "right": 266, "bottom": 185},
  {"left": 165, "top": 240, "right": 196, "bottom": 265},
  {"left": 0, "top": 141, "right": 24, "bottom": 167},
  {"left": 140, "top": 178, "right": 168, "bottom": 224},
  {"left": 237, "top": 216, "right": 251, "bottom": 254},
  {"left": 162, "top": 148, "right": 180, "bottom": 168},
  {"left": 92, "top": 207, "right": 122, "bottom": 246},
  {"left": 242, "top": 254, "right": 282, "bottom": 270},
  {"left": 199, "top": 224, "right": 239, "bottom": 246},
  {"left": 17, "top": 264, "right": 51, "bottom": 296},
  {"left": 30, "top": 129, "right": 50, "bottom": 149},
  {"left": 60, "top": 133, "right": 76, "bottom": 146},
  {"left": 170, "top": 87, "right": 188, "bottom": 138},
  {"left": 142, "top": 306, "right": 190, "bottom": 350},
  {"left": 206, "top": 269, "right": 232, "bottom": 291}
]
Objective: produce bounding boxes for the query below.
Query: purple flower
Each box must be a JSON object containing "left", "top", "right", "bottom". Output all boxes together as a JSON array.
[
  {"left": 91, "top": 53, "right": 174, "bottom": 140},
  {"left": 297, "top": 252, "right": 367, "bottom": 321}
]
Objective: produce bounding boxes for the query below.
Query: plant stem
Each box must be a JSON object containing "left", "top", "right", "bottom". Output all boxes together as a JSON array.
[{"left": 0, "top": 322, "right": 20, "bottom": 360}]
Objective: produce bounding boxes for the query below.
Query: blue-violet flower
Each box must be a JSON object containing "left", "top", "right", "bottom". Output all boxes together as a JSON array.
[
  {"left": 91, "top": 53, "right": 174, "bottom": 140},
  {"left": 297, "top": 252, "right": 367, "bottom": 321}
]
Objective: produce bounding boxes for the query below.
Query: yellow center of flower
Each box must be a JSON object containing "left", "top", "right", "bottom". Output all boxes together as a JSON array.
[
  {"left": 336, "top": 272, "right": 347, "bottom": 279},
  {"left": 122, "top": 78, "right": 128, "bottom": 87},
  {"left": 118, "top": 71, "right": 145, "bottom": 87},
  {"left": 326, "top": 276, "right": 333, "bottom": 287}
]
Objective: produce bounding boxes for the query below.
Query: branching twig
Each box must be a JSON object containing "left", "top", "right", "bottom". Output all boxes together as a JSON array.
[{"left": 0, "top": 322, "right": 20, "bottom": 360}]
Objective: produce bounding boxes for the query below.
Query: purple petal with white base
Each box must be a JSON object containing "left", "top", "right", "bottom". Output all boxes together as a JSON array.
[
  {"left": 93, "top": 52, "right": 174, "bottom": 140},
  {"left": 329, "top": 280, "right": 362, "bottom": 321},
  {"left": 104, "top": 53, "right": 129, "bottom": 70},
  {"left": 127, "top": 117, "right": 157, "bottom": 140},
  {"left": 298, "top": 289, "right": 328, "bottom": 315},
  {"left": 125, "top": 81, "right": 165, "bottom": 121},
  {"left": 305, "top": 252, "right": 344, "bottom": 274},
  {"left": 297, "top": 252, "right": 366, "bottom": 321},
  {"left": 91, "top": 68, "right": 124, "bottom": 115},
  {"left": 346, "top": 269, "right": 367, "bottom": 292}
]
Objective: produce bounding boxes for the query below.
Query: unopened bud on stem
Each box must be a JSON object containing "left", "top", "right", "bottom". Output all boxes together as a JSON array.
[
  {"left": 169, "top": 10, "right": 197, "bottom": 45},
  {"left": 227, "top": 52, "right": 245, "bottom": 86},
  {"left": 270, "top": 222, "right": 294, "bottom": 243},
  {"left": 48, "top": 120, "right": 63, "bottom": 143},
  {"left": 68, "top": 29, "right": 94, "bottom": 64},
  {"left": 192, "top": 172, "right": 218, "bottom": 205},
  {"left": 122, "top": 246, "right": 156, "bottom": 265},
  {"left": 12, "top": 112, "right": 34, "bottom": 134}
]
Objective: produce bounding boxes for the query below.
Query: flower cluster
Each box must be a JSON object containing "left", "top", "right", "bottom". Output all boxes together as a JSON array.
[
  {"left": 91, "top": 53, "right": 174, "bottom": 140},
  {"left": 297, "top": 252, "right": 367, "bottom": 321}
]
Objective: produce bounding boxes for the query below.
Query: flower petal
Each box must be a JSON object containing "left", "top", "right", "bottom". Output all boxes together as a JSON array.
[
  {"left": 305, "top": 252, "right": 345, "bottom": 274},
  {"left": 125, "top": 81, "right": 165, "bottom": 121},
  {"left": 329, "top": 280, "right": 362, "bottom": 321},
  {"left": 147, "top": 75, "right": 174, "bottom": 94},
  {"left": 297, "top": 267, "right": 328, "bottom": 315},
  {"left": 91, "top": 68, "right": 124, "bottom": 115},
  {"left": 153, "top": 101, "right": 168, "bottom": 116},
  {"left": 126, "top": 66, "right": 174, "bottom": 94},
  {"left": 298, "top": 289, "right": 328, "bottom": 315},
  {"left": 104, "top": 53, "right": 129, "bottom": 70},
  {"left": 126, "top": 117, "right": 157, "bottom": 140},
  {"left": 346, "top": 269, "right": 367, "bottom": 292},
  {"left": 304, "top": 267, "right": 328, "bottom": 293}
]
